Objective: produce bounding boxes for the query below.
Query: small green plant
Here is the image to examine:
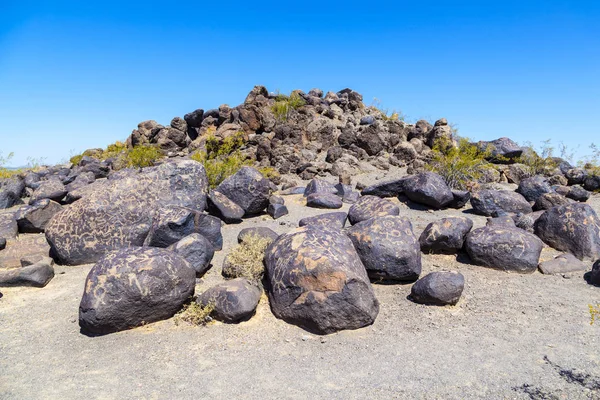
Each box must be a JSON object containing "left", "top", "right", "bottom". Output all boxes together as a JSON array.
[
  {"left": 517, "top": 140, "right": 558, "bottom": 176},
  {"left": 174, "top": 301, "right": 215, "bottom": 326},
  {"left": 125, "top": 144, "right": 162, "bottom": 168},
  {"left": 0, "top": 152, "right": 20, "bottom": 179},
  {"left": 426, "top": 136, "right": 492, "bottom": 190},
  {"left": 225, "top": 233, "right": 273, "bottom": 281},
  {"left": 271, "top": 91, "right": 306, "bottom": 121},
  {"left": 590, "top": 304, "right": 600, "bottom": 325},
  {"left": 258, "top": 166, "right": 280, "bottom": 182}
]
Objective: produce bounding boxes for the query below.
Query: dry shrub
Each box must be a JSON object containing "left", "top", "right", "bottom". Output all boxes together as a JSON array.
[
  {"left": 174, "top": 301, "right": 215, "bottom": 326},
  {"left": 223, "top": 234, "right": 273, "bottom": 281}
]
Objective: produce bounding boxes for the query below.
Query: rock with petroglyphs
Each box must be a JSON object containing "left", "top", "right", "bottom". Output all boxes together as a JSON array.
[
  {"left": 214, "top": 167, "right": 272, "bottom": 216},
  {"left": 347, "top": 195, "right": 399, "bottom": 225},
  {"left": 534, "top": 203, "right": 600, "bottom": 260},
  {"left": 465, "top": 226, "right": 543, "bottom": 273},
  {"left": 168, "top": 233, "right": 214, "bottom": 277},
  {"left": 299, "top": 212, "right": 347, "bottom": 230},
  {"left": 347, "top": 215, "right": 421, "bottom": 281},
  {"left": 402, "top": 172, "right": 454, "bottom": 209},
  {"left": 79, "top": 247, "right": 195, "bottom": 335},
  {"left": 264, "top": 226, "right": 379, "bottom": 334},
  {"left": 197, "top": 278, "right": 261, "bottom": 323},
  {"left": 419, "top": 217, "right": 473, "bottom": 254},
  {"left": 470, "top": 189, "right": 532, "bottom": 217}
]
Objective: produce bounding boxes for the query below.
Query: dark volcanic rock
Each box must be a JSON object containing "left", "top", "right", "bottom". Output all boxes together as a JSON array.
[
  {"left": 29, "top": 180, "right": 67, "bottom": 204},
  {"left": 590, "top": 260, "right": 600, "bottom": 285},
  {"left": 533, "top": 192, "right": 571, "bottom": 211},
  {"left": 565, "top": 168, "right": 587, "bottom": 185},
  {"left": 194, "top": 213, "right": 223, "bottom": 251},
  {"left": 168, "top": 233, "right": 214, "bottom": 277},
  {"left": 449, "top": 190, "right": 471, "bottom": 209},
  {"left": 299, "top": 212, "right": 347, "bottom": 230},
  {"left": 197, "top": 278, "right": 261, "bottom": 323},
  {"left": 306, "top": 193, "right": 343, "bottom": 209},
  {"left": 0, "top": 259, "right": 54, "bottom": 288},
  {"left": 237, "top": 227, "right": 279, "bottom": 244},
  {"left": 516, "top": 176, "right": 552, "bottom": 202},
  {"left": 477, "top": 137, "right": 523, "bottom": 162},
  {"left": 264, "top": 226, "right": 379, "bottom": 334},
  {"left": 0, "top": 178, "right": 25, "bottom": 209},
  {"left": 486, "top": 216, "right": 516, "bottom": 228},
  {"left": 0, "top": 213, "right": 18, "bottom": 240},
  {"left": 410, "top": 271, "right": 464, "bottom": 306},
  {"left": 207, "top": 190, "right": 244, "bottom": 224},
  {"left": 268, "top": 203, "right": 289, "bottom": 219},
  {"left": 0, "top": 237, "right": 5, "bottom": 250},
  {"left": 465, "top": 226, "right": 543, "bottom": 273},
  {"left": 79, "top": 247, "right": 195, "bottom": 335},
  {"left": 45, "top": 160, "right": 209, "bottom": 265},
  {"left": 347, "top": 216, "right": 421, "bottom": 282},
  {"left": 419, "top": 217, "right": 473, "bottom": 254},
  {"left": 143, "top": 206, "right": 195, "bottom": 248},
  {"left": 583, "top": 175, "right": 600, "bottom": 192},
  {"left": 15, "top": 199, "right": 63, "bottom": 233},
  {"left": 566, "top": 185, "right": 591, "bottom": 202},
  {"left": 303, "top": 179, "right": 338, "bottom": 197},
  {"left": 470, "top": 190, "right": 532, "bottom": 216},
  {"left": 348, "top": 195, "right": 400, "bottom": 225},
  {"left": 514, "top": 211, "right": 545, "bottom": 233},
  {"left": 361, "top": 178, "right": 407, "bottom": 197},
  {"left": 402, "top": 172, "right": 453, "bottom": 209},
  {"left": 534, "top": 203, "right": 600, "bottom": 260},
  {"left": 538, "top": 253, "right": 588, "bottom": 275},
  {"left": 214, "top": 167, "right": 271, "bottom": 216}
]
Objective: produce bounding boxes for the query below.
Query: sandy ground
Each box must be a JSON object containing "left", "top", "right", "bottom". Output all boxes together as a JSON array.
[{"left": 1, "top": 170, "right": 600, "bottom": 399}]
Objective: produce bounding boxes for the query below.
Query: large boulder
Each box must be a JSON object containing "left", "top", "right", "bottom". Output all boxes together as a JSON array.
[
  {"left": 348, "top": 195, "right": 400, "bottom": 225},
  {"left": 419, "top": 217, "right": 473, "bottom": 254},
  {"left": 79, "top": 247, "right": 196, "bottom": 335},
  {"left": 168, "top": 233, "right": 214, "bottom": 277},
  {"left": 477, "top": 137, "right": 523, "bottom": 162},
  {"left": 214, "top": 167, "right": 271, "bottom": 216},
  {"left": 534, "top": 203, "right": 600, "bottom": 260},
  {"left": 533, "top": 192, "right": 571, "bottom": 211},
  {"left": 306, "top": 193, "right": 343, "bottom": 209},
  {"left": 144, "top": 206, "right": 195, "bottom": 248},
  {"left": 264, "top": 226, "right": 379, "bottom": 334},
  {"left": 402, "top": 172, "right": 453, "bottom": 209},
  {"left": 470, "top": 190, "right": 532, "bottom": 216},
  {"left": 465, "top": 226, "right": 543, "bottom": 273},
  {"left": 15, "top": 200, "right": 63, "bottom": 233},
  {"left": 346, "top": 216, "right": 421, "bottom": 282},
  {"left": 538, "top": 253, "right": 588, "bottom": 275},
  {"left": 0, "top": 178, "right": 25, "bottom": 209},
  {"left": 29, "top": 180, "right": 67, "bottom": 204},
  {"left": 361, "top": 178, "right": 407, "bottom": 198},
  {"left": 410, "top": 271, "right": 464, "bottom": 306},
  {"left": 299, "top": 212, "right": 347, "bottom": 230},
  {"left": 0, "top": 258, "right": 55, "bottom": 288},
  {"left": 0, "top": 213, "right": 18, "bottom": 240},
  {"left": 45, "top": 160, "right": 209, "bottom": 265},
  {"left": 516, "top": 176, "right": 552, "bottom": 202},
  {"left": 197, "top": 278, "right": 261, "bottom": 323},
  {"left": 304, "top": 178, "right": 338, "bottom": 197},
  {"left": 207, "top": 190, "right": 244, "bottom": 224}
]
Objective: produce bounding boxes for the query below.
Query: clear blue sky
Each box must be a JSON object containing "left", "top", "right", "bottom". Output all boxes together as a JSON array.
[{"left": 1, "top": 1, "right": 599, "bottom": 167}]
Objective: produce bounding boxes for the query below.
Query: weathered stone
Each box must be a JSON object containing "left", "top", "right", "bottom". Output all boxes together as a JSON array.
[
  {"left": 419, "top": 217, "right": 473, "bottom": 254},
  {"left": 477, "top": 137, "right": 523, "bottom": 162},
  {"left": 45, "top": 160, "right": 208, "bottom": 265},
  {"left": 0, "top": 238, "right": 5, "bottom": 250},
  {"left": 565, "top": 168, "right": 587, "bottom": 185},
  {"left": 590, "top": 260, "right": 600, "bottom": 285},
  {"left": 533, "top": 192, "right": 571, "bottom": 211},
  {"left": 348, "top": 195, "right": 399, "bottom": 225},
  {"left": 0, "top": 259, "right": 54, "bottom": 288},
  {"left": 79, "top": 247, "right": 195, "bottom": 335},
  {"left": 0, "top": 178, "right": 25, "bottom": 209},
  {"left": 534, "top": 203, "right": 600, "bottom": 260},
  {"left": 299, "top": 212, "right": 347, "bottom": 230},
  {"left": 15, "top": 200, "right": 63, "bottom": 233},
  {"left": 237, "top": 227, "right": 279, "bottom": 244},
  {"left": 269, "top": 195, "right": 284, "bottom": 205},
  {"left": 29, "top": 180, "right": 67, "bottom": 204},
  {"left": 361, "top": 178, "right": 407, "bottom": 197},
  {"left": 584, "top": 175, "right": 600, "bottom": 192},
  {"left": 486, "top": 216, "right": 516, "bottom": 227},
  {"left": 465, "top": 226, "right": 543, "bottom": 273},
  {"left": 538, "top": 253, "right": 588, "bottom": 275},
  {"left": 194, "top": 213, "right": 223, "bottom": 251},
  {"left": 207, "top": 190, "right": 244, "bottom": 224},
  {"left": 214, "top": 167, "right": 271, "bottom": 216},
  {"left": 517, "top": 176, "right": 552, "bottom": 202},
  {"left": 265, "top": 226, "right": 379, "bottom": 334},
  {"left": 410, "top": 271, "right": 464, "bottom": 306},
  {"left": 449, "top": 190, "right": 471, "bottom": 209},
  {"left": 268, "top": 203, "right": 288, "bottom": 219},
  {"left": 306, "top": 193, "right": 343, "bottom": 209},
  {"left": 168, "top": 233, "right": 214, "bottom": 277},
  {"left": 304, "top": 178, "right": 338, "bottom": 197},
  {"left": 402, "top": 172, "right": 453, "bottom": 209},
  {"left": 143, "top": 206, "right": 195, "bottom": 248},
  {"left": 470, "top": 190, "right": 532, "bottom": 216},
  {"left": 347, "top": 216, "right": 421, "bottom": 282},
  {"left": 514, "top": 211, "right": 545, "bottom": 233},
  {"left": 0, "top": 213, "right": 18, "bottom": 240},
  {"left": 197, "top": 278, "right": 261, "bottom": 323},
  {"left": 566, "top": 185, "right": 590, "bottom": 202}
]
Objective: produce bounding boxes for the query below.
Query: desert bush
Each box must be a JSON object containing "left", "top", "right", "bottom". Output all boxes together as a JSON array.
[
  {"left": 426, "top": 136, "right": 492, "bottom": 190},
  {"left": 125, "top": 144, "right": 162, "bottom": 168},
  {"left": 0, "top": 152, "right": 20, "bottom": 179},
  {"left": 369, "top": 98, "right": 405, "bottom": 121},
  {"left": 590, "top": 304, "right": 600, "bottom": 325},
  {"left": 271, "top": 92, "right": 306, "bottom": 121},
  {"left": 257, "top": 166, "right": 280, "bottom": 182},
  {"left": 517, "top": 140, "right": 558, "bottom": 176},
  {"left": 225, "top": 234, "right": 273, "bottom": 281},
  {"left": 174, "top": 301, "right": 215, "bottom": 326}
]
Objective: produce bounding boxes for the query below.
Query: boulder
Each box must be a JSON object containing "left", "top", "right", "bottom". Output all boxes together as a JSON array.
[
  {"left": 477, "top": 137, "right": 523, "bottom": 162},
  {"left": 419, "top": 217, "right": 473, "bottom": 254},
  {"left": 538, "top": 253, "right": 588, "bottom": 275},
  {"left": 79, "top": 247, "right": 195, "bottom": 335},
  {"left": 264, "top": 226, "right": 379, "bottom": 334},
  {"left": 0, "top": 179, "right": 25, "bottom": 209},
  {"left": 0, "top": 259, "right": 54, "bottom": 287},
  {"left": 0, "top": 238, "right": 5, "bottom": 250},
  {"left": 144, "top": 206, "right": 195, "bottom": 248},
  {"left": 197, "top": 278, "right": 262, "bottom": 323},
  {"left": 410, "top": 271, "right": 464, "bottom": 306},
  {"left": 514, "top": 211, "right": 545, "bottom": 233},
  {"left": 361, "top": 178, "right": 407, "bottom": 197},
  {"left": 15, "top": 200, "right": 63, "bottom": 233},
  {"left": 237, "top": 227, "right": 279, "bottom": 244},
  {"left": 214, "top": 167, "right": 271, "bottom": 216},
  {"left": 306, "top": 193, "right": 343, "bottom": 209},
  {"left": 194, "top": 213, "right": 223, "bottom": 251},
  {"left": 465, "top": 226, "right": 543, "bottom": 273},
  {"left": 299, "top": 212, "right": 347, "bottom": 230},
  {"left": 449, "top": 190, "right": 471, "bottom": 209},
  {"left": 533, "top": 192, "right": 571, "bottom": 211},
  {"left": 583, "top": 175, "right": 600, "bottom": 192},
  {"left": 303, "top": 178, "right": 338, "bottom": 197},
  {"left": 348, "top": 195, "right": 400, "bottom": 225},
  {"left": 168, "top": 233, "right": 214, "bottom": 277},
  {"left": 565, "top": 168, "right": 587, "bottom": 185},
  {"left": 516, "top": 176, "right": 552, "bottom": 202},
  {"left": 29, "top": 180, "right": 67, "bottom": 204},
  {"left": 470, "top": 190, "right": 532, "bottom": 216},
  {"left": 402, "top": 172, "right": 453, "bottom": 209},
  {"left": 0, "top": 213, "right": 18, "bottom": 240},
  {"left": 207, "top": 190, "right": 244, "bottom": 224},
  {"left": 347, "top": 216, "right": 421, "bottom": 281},
  {"left": 486, "top": 216, "right": 516, "bottom": 228},
  {"left": 590, "top": 260, "right": 600, "bottom": 285},
  {"left": 566, "top": 185, "right": 590, "bottom": 202},
  {"left": 45, "top": 160, "right": 208, "bottom": 265},
  {"left": 534, "top": 203, "right": 600, "bottom": 260}
]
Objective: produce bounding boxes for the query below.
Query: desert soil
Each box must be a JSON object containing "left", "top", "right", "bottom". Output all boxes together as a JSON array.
[{"left": 1, "top": 168, "right": 599, "bottom": 399}]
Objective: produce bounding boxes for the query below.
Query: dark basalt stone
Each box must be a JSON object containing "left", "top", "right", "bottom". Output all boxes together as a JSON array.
[
  {"left": 168, "top": 233, "right": 214, "bottom": 277},
  {"left": 465, "top": 226, "right": 543, "bottom": 273},
  {"left": 449, "top": 190, "right": 471, "bottom": 209},
  {"left": 347, "top": 215, "right": 421, "bottom": 282},
  {"left": 268, "top": 203, "right": 289, "bottom": 219},
  {"left": 144, "top": 206, "right": 196, "bottom": 248},
  {"left": 299, "top": 212, "right": 347, "bottom": 230},
  {"left": 29, "top": 180, "right": 67, "bottom": 204},
  {"left": 533, "top": 192, "right": 571, "bottom": 211},
  {"left": 15, "top": 199, "right": 63, "bottom": 233},
  {"left": 0, "top": 213, "right": 18, "bottom": 240},
  {"left": 409, "top": 271, "right": 464, "bottom": 306},
  {"left": 486, "top": 215, "right": 516, "bottom": 228},
  {"left": 237, "top": 227, "right": 279, "bottom": 244},
  {"left": 79, "top": 247, "right": 195, "bottom": 335},
  {"left": 303, "top": 178, "right": 338, "bottom": 197},
  {"left": 470, "top": 190, "right": 532, "bottom": 216},
  {"left": 0, "top": 237, "right": 5, "bottom": 250},
  {"left": 0, "top": 259, "right": 54, "bottom": 288},
  {"left": 214, "top": 167, "right": 271, "bottom": 216},
  {"left": 419, "top": 217, "right": 473, "bottom": 254},
  {"left": 264, "top": 226, "right": 379, "bottom": 334},
  {"left": 207, "top": 190, "right": 244, "bottom": 224},
  {"left": 197, "top": 278, "right": 261, "bottom": 323},
  {"left": 306, "top": 193, "right": 343, "bottom": 209},
  {"left": 590, "top": 260, "right": 600, "bottom": 285},
  {"left": 194, "top": 213, "right": 223, "bottom": 251},
  {"left": 361, "top": 178, "right": 407, "bottom": 198},
  {"left": 402, "top": 172, "right": 453, "bottom": 209},
  {"left": 514, "top": 211, "right": 545, "bottom": 233},
  {"left": 516, "top": 176, "right": 552, "bottom": 202},
  {"left": 566, "top": 185, "right": 590, "bottom": 202},
  {"left": 348, "top": 195, "right": 400, "bottom": 225},
  {"left": 538, "top": 253, "right": 588, "bottom": 275}
]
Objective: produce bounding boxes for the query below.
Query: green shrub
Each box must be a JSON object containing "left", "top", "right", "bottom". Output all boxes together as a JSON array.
[
  {"left": 0, "top": 152, "right": 20, "bottom": 179},
  {"left": 125, "top": 144, "right": 162, "bottom": 168},
  {"left": 258, "top": 166, "right": 280, "bottom": 182},
  {"left": 70, "top": 154, "right": 84, "bottom": 165},
  {"left": 271, "top": 92, "right": 306, "bottom": 121},
  {"left": 426, "top": 136, "right": 492, "bottom": 190},
  {"left": 174, "top": 301, "right": 214, "bottom": 326},
  {"left": 517, "top": 140, "right": 558, "bottom": 176}
]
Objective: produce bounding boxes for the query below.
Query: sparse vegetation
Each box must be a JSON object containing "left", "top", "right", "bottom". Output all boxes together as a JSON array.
[
  {"left": 257, "top": 166, "right": 280, "bottom": 182},
  {"left": 124, "top": 144, "right": 162, "bottom": 168},
  {"left": 590, "top": 304, "right": 600, "bottom": 325},
  {"left": 69, "top": 141, "right": 161, "bottom": 169},
  {"left": 174, "top": 301, "right": 215, "bottom": 326},
  {"left": 271, "top": 91, "right": 306, "bottom": 121},
  {"left": 225, "top": 233, "right": 273, "bottom": 281},
  {"left": 517, "top": 139, "right": 558, "bottom": 176},
  {"left": 369, "top": 98, "right": 405, "bottom": 121},
  {"left": 0, "top": 152, "right": 20, "bottom": 179},
  {"left": 426, "top": 136, "right": 492, "bottom": 190}
]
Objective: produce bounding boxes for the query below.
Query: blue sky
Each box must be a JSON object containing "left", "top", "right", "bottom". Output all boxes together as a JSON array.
[{"left": 1, "top": 1, "right": 599, "bottom": 167}]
